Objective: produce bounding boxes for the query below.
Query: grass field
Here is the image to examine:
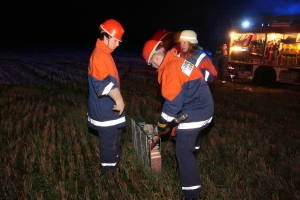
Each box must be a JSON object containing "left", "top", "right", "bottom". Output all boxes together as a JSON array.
[{"left": 0, "top": 47, "right": 299, "bottom": 199}]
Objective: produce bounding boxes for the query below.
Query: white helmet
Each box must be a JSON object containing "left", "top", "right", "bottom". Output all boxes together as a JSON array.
[{"left": 179, "top": 30, "right": 198, "bottom": 44}]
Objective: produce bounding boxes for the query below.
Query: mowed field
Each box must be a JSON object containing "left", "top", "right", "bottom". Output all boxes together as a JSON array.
[{"left": 0, "top": 46, "right": 299, "bottom": 199}]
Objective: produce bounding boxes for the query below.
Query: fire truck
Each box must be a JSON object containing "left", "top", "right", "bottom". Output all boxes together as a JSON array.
[{"left": 227, "top": 14, "right": 300, "bottom": 86}]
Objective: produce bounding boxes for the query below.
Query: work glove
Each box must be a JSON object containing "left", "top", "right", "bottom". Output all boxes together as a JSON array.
[{"left": 154, "top": 123, "right": 170, "bottom": 136}]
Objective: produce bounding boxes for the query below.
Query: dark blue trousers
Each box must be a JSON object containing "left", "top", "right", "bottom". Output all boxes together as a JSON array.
[
  {"left": 98, "top": 128, "right": 123, "bottom": 172},
  {"left": 175, "top": 123, "right": 210, "bottom": 198}
]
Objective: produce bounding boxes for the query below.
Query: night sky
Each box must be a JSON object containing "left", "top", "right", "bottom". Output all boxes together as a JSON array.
[{"left": 1, "top": 0, "right": 299, "bottom": 50}]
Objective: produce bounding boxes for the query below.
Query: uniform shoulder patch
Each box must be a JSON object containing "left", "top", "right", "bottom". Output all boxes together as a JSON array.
[{"left": 181, "top": 60, "right": 194, "bottom": 76}]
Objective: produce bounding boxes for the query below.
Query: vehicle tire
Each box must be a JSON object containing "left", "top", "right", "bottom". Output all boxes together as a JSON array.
[{"left": 253, "top": 67, "right": 278, "bottom": 87}]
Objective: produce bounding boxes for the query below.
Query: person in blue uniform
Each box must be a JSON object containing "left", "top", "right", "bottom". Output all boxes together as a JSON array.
[
  {"left": 142, "top": 40, "right": 215, "bottom": 200},
  {"left": 88, "top": 19, "right": 126, "bottom": 173}
]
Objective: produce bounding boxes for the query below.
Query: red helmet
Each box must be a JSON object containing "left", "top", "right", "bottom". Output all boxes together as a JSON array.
[
  {"left": 142, "top": 40, "right": 162, "bottom": 65},
  {"left": 151, "top": 29, "right": 173, "bottom": 50},
  {"left": 99, "top": 19, "right": 124, "bottom": 42},
  {"left": 151, "top": 28, "right": 173, "bottom": 41}
]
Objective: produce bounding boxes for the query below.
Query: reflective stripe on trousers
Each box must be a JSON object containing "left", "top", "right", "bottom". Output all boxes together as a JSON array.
[
  {"left": 102, "top": 162, "right": 117, "bottom": 166},
  {"left": 98, "top": 128, "right": 123, "bottom": 172},
  {"left": 175, "top": 128, "right": 203, "bottom": 198},
  {"left": 182, "top": 185, "right": 201, "bottom": 190}
]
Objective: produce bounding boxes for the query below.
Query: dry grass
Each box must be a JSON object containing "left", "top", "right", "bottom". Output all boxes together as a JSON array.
[{"left": 0, "top": 47, "right": 299, "bottom": 199}]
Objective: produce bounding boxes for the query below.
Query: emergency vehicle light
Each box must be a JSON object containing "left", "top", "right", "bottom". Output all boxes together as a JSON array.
[
  {"left": 231, "top": 15, "right": 300, "bottom": 28},
  {"left": 242, "top": 21, "right": 250, "bottom": 28}
]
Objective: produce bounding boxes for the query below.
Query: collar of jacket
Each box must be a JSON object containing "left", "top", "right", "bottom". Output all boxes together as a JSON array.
[
  {"left": 157, "top": 51, "right": 176, "bottom": 84},
  {"left": 96, "top": 38, "right": 114, "bottom": 54}
]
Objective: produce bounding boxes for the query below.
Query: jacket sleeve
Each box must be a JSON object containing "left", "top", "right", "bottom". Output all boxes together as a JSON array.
[
  {"left": 200, "top": 68, "right": 215, "bottom": 83},
  {"left": 88, "top": 57, "right": 118, "bottom": 97},
  {"left": 198, "top": 57, "right": 218, "bottom": 77}
]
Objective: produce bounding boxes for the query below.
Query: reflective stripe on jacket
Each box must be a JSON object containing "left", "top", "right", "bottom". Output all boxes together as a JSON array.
[
  {"left": 188, "top": 50, "right": 217, "bottom": 83},
  {"left": 178, "top": 50, "right": 217, "bottom": 83}
]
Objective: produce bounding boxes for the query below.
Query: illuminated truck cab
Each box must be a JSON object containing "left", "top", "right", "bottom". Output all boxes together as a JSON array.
[{"left": 228, "top": 15, "right": 300, "bottom": 86}]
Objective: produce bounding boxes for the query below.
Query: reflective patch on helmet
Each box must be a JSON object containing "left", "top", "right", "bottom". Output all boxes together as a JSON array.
[
  {"left": 181, "top": 60, "right": 194, "bottom": 76},
  {"left": 180, "top": 36, "right": 196, "bottom": 40}
]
